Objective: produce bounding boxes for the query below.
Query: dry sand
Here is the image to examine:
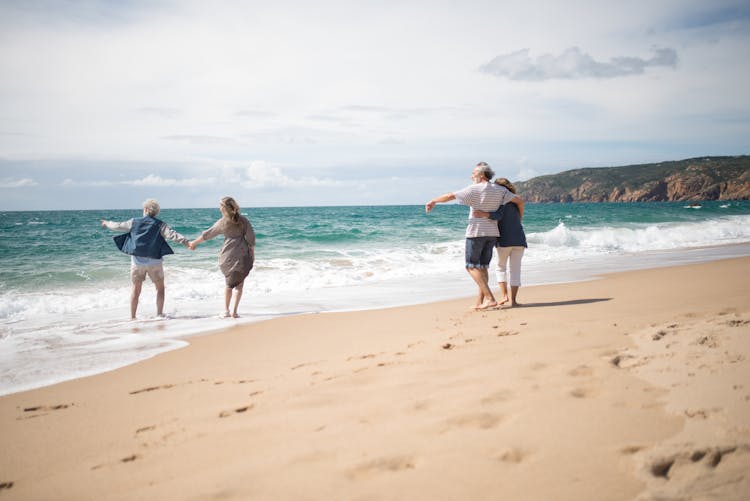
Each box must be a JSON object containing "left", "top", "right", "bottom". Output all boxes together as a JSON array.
[{"left": 1, "top": 257, "right": 749, "bottom": 500}]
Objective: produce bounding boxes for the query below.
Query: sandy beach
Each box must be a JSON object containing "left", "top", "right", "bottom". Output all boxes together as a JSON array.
[{"left": 1, "top": 256, "right": 748, "bottom": 500}]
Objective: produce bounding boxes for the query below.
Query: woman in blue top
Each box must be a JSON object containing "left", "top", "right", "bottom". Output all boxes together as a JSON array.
[{"left": 475, "top": 178, "right": 527, "bottom": 307}]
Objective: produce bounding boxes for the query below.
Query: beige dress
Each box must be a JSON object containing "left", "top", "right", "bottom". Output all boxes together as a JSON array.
[{"left": 201, "top": 216, "right": 255, "bottom": 287}]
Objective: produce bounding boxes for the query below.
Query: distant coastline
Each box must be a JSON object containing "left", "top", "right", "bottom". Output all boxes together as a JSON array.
[{"left": 516, "top": 155, "right": 750, "bottom": 203}]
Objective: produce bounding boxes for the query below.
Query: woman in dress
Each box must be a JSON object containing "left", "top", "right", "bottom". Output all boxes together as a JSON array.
[{"left": 190, "top": 197, "right": 255, "bottom": 318}]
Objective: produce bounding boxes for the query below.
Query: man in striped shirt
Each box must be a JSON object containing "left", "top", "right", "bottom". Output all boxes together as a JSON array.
[{"left": 425, "top": 162, "right": 524, "bottom": 310}]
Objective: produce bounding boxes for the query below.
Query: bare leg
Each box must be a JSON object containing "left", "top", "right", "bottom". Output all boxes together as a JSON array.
[
  {"left": 497, "top": 282, "right": 509, "bottom": 305},
  {"left": 467, "top": 268, "right": 497, "bottom": 309},
  {"left": 223, "top": 287, "right": 232, "bottom": 317},
  {"left": 510, "top": 285, "right": 521, "bottom": 307},
  {"left": 232, "top": 280, "right": 244, "bottom": 318},
  {"left": 130, "top": 282, "right": 143, "bottom": 320},
  {"left": 154, "top": 279, "right": 165, "bottom": 317}
]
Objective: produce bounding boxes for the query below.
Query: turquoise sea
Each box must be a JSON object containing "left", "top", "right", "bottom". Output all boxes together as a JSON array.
[{"left": 2, "top": 201, "right": 750, "bottom": 395}]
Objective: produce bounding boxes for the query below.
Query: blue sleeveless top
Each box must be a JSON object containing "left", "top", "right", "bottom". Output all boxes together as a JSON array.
[{"left": 113, "top": 216, "right": 175, "bottom": 259}]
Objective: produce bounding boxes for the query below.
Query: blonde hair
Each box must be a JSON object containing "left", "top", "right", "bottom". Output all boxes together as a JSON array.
[
  {"left": 142, "top": 199, "right": 160, "bottom": 217},
  {"left": 220, "top": 196, "right": 241, "bottom": 223},
  {"left": 494, "top": 178, "right": 516, "bottom": 194}
]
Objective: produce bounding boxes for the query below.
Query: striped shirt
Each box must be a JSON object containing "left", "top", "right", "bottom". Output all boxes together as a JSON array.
[{"left": 453, "top": 182, "right": 516, "bottom": 238}]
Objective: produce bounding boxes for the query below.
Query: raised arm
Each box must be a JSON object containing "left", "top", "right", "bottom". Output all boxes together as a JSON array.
[
  {"left": 425, "top": 192, "right": 456, "bottom": 213},
  {"left": 160, "top": 223, "right": 190, "bottom": 247},
  {"left": 189, "top": 219, "right": 223, "bottom": 250},
  {"left": 100, "top": 219, "right": 133, "bottom": 231}
]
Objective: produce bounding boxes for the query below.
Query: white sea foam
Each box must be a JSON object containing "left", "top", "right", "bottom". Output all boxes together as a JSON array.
[{"left": 2, "top": 214, "right": 750, "bottom": 396}]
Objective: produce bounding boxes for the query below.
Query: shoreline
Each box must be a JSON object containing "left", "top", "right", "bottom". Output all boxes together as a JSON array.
[
  {"left": 1, "top": 257, "right": 748, "bottom": 499},
  {"left": 3, "top": 242, "right": 750, "bottom": 398}
]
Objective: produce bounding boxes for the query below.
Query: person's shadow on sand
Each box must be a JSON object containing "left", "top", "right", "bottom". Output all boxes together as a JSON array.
[{"left": 516, "top": 298, "right": 612, "bottom": 308}]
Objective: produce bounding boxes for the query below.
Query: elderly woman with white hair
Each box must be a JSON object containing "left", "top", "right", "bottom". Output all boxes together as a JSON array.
[{"left": 101, "top": 199, "right": 191, "bottom": 320}]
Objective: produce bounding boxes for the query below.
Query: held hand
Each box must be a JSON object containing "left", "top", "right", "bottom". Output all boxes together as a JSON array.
[
  {"left": 188, "top": 241, "right": 196, "bottom": 251},
  {"left": 425, "top": 201, "right": 436, "bottom": 213},
  {"left": 100, "top": 219, "right": 107, "bottom": 227}
]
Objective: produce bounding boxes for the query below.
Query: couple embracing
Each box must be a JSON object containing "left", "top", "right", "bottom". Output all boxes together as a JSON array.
[{"left": 426, "top": 162, "right": 526, "bottom": 311}]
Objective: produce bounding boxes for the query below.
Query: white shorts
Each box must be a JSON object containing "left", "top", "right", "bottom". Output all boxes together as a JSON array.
[{"left": 130, "top": 263, "right": 165, "bottom": 284}]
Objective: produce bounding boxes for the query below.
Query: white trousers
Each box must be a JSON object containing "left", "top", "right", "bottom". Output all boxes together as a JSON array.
[{"left": 495, "top": 246, "right": 525, "bottom": 287}]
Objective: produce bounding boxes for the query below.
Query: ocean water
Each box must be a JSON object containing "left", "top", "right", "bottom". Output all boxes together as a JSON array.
[{"left": 2, "top": 201, "right": 750, "bottom": 395}]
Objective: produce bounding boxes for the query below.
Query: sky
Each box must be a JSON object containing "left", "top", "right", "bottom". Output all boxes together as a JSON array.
[{"left": 1, "top": 0, "right": 749, "bottom": 210}]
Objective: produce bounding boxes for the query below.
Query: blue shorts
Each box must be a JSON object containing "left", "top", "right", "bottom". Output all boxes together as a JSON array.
[{"left": 465, "top": 237, "right": 497, "bottom": 269}]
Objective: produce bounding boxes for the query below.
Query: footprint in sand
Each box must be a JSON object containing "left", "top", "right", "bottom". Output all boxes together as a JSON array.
[
  {"left": 441, "top": 412, "right": 504, "bottom": 433},
  {"left": 568, "top": 365, "right": 594, "bottom": 377},
  {"left": 135, "top": 425, "right": 156, "bottom": 435},
  {"left": 22, "top": 403, "right": 72, "bottom": 412},
  {"left": 647, "top": 445, "right": 746, "bottom": 480},
  {"left": 610, "top": 353, "right": 637, "bottom": 368},
  {"left": 347, "top": 455, "right": 417, "bottom": 479},
  {"left": 130, "top": 384, "right": 175, "bottom": 395},
  {"left": 19, "top": 403, "right": 74, "bottom": 419},
  {"left": 621, "top": 445, "right": 645, "bottom": 455},
  {"left": 219, "top": 405, "right": 254, "bottom": 418},
  {"left": 496, "top": 330, "right": 519, "bottom": 337},
  {"left": 291, "top": 362, "right": 320, "bottom": 371},
  {"left": 347, "top": 354, "right": 378, "bottom": 361},
  {"left": 496, "top": 448, "right": 529, "bottom": 464},
  {"left": 480, "top": 389, "right": 513, "bottom": 405},
  {"left": 570, "top": 387, "right": 599, "bottom": 399},
  {"left": 0, "top": 482, "right": 14, "bottom": 491}
]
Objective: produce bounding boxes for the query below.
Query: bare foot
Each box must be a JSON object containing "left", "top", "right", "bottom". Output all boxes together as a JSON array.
[
  {"left": 498, "top": 297, "right": 509, "bottom": 305},
  {"left": 511, "top": 302, "right": 522, "bottom": 308},
  {"left": 220, "top": 311, "right": 231, "bottom": 318},
  {"left": 232, "top": 312, "right": 240, "bottom": 318},
  {"left": 474, "top": 301, "right": 498, "bottom": 311}
]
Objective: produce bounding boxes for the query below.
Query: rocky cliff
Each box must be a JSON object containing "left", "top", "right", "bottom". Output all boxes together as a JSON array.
[{"left": 515, "top": 156, "right": 750, "bottom": 203}]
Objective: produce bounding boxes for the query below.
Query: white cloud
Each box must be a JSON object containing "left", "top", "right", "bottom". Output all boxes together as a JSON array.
[
  {"left": 480, "top": 47, "right": 678, "bottom": 81},
  {"left": 0, "top": 177, "right": 37, "bottom": 188},
  {"left": 240, "top": 161, "right": 346, "bottom": 188},
  {"left": 122, "top": 174, "right": 215, "bottom": 187},
  {"left": 61, "top": 178, "right": 114, "bottom": 187}
]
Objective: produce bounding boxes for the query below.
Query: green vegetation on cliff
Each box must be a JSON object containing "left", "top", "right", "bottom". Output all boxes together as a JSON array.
[{"left": 515, "top": 156, "right": 750, "bottom": 203}]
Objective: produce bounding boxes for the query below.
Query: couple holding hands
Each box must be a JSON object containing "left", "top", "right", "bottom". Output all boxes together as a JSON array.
[{"left": 101, "top": 196, "right": 255, "bottom": 320}]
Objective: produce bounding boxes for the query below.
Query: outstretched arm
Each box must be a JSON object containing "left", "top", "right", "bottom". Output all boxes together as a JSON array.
[
  {"left": 425, "top": 192, "right": 456, "bottom": 213},
  {"left": 189, "top": 220, "right": 223, "bottom": 250},
  {"left": 101, "top": 219, "right": 132, "bottom": 231},
  {"left": 160, "top": 223, "right": 190, "bottom": 247},
  {"left": 188, "top": 235, "right": 205, "bottom": 251}
]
